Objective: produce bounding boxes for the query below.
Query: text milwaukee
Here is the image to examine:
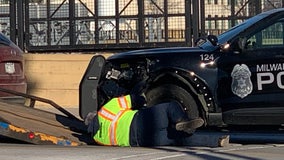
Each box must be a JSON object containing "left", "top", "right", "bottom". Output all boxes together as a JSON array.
[{"left": 257, "top": 63, "right": 284, "bottom": 72}]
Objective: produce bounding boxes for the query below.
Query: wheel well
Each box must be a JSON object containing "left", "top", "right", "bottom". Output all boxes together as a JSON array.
[
  {"left": 145, "top": 71, "right": 209, "bottom": 121},
  {"left": 150, "top": 73, "right": 190, "bottom": 91},
  {"left": 145, "top": 83, "right": 201, "bottom": 120}
]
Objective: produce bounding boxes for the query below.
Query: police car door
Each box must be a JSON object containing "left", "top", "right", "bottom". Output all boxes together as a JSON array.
[{"left": 218, "top": 19, "right": 284, "bottom": 125}]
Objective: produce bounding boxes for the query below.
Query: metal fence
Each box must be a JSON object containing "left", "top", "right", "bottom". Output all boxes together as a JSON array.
[
  {"left": 24, "top": 0, "right": 192, "bottom": 51},
  {"left": 1, "top": 0, "right": 284, "bottom": 52}
]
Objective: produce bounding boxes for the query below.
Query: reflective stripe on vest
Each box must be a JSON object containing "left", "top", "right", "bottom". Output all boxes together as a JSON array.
[
  {"left": 118, "top": 96, "right": 130, "bottom": 109},
  {"left": 95, "top": 95, "right": 136, "bottom": 146}
]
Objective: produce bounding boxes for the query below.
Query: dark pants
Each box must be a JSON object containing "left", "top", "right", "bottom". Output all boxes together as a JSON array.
[{"left": 130, "top": 101, "right": 191, "bottom": 146}]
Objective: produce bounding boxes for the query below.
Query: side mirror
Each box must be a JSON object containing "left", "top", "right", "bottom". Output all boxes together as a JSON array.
[
  {"left": 194, "top": 37, "right": 207, "bottom": 46},
  {"left": 207, "top": 35, "right": 218, "bottom": 46}
]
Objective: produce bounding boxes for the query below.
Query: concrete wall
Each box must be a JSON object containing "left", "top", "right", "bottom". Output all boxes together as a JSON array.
[{"left": 23, "top": 53, "right": 113, "bottom": 108}]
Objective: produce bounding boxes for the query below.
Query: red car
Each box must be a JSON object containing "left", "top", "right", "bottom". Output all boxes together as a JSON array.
[{"left": 0, "top": 33, "right": 27, "bottom": 99}]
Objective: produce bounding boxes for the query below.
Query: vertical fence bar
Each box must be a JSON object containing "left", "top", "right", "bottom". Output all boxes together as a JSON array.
[
  {"left": 95, "top": 0, "right": 99, "bottom": 44},
  {"left": 231, "top": 0, "right": 236, "bottom": 27},
  {"left": 47, "top": 0, "right": 51, "bottom": 46},
  {"left": 24, "top": 0, "right": 30, "bottom": 50},
  {"left": 17, "top": 0, "right": 24, "bottom": 50},
  {"left": 192, "top": 0, "right": 199, "bottom": 43},
  {"left": 115, "top": 0, "right": 119, "bottom": 44},
  {"left": 10, "top": 0, "right": 16, "bottom": 43},
  {"left": 164, "top": 0, "right": 168, "bottom": 43},
  {"left": 138, "top": 0, "right": 144, "bottom": 45},
  {"left": 185, "top": 0, "right": 192, "bottom": 46},
  {"left": 69, "top": 0, "right": 75, "bottom": 45},
  {"left": 255, "top": 0, "right": 261, "bottom": 14},
  {"left": 200, "top": 0, "right": 205, "bottom": 37}
]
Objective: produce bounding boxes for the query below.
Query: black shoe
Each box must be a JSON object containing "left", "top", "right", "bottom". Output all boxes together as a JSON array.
[{"left": 176, "top": 118, "right": 204, "bottom": 133}]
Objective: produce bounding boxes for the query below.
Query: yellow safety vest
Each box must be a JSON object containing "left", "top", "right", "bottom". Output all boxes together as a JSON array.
[{"left": 94, "top": 95, "right": 137, "bottom": 146}]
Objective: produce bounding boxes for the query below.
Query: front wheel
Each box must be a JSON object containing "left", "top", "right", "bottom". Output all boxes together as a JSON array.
[{"left": 145, "top": 84, "right": 200, "bottom": 119}]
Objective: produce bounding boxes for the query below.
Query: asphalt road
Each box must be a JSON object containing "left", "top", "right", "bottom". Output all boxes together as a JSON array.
[
  {"left": 1, "top": 128, "right": 284, "bottom": 160},
  {"left": 2, "top": 106, "right": 284, "bottom": 159},
  {"left": 0, "top": 142, "right": 284, "bottom": 160},
  {"left": 1, "top": 124, "right": 284, "bottom": 159}
]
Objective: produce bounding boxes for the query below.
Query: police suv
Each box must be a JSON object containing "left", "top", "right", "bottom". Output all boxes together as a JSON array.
[{"left": 80, "top": 8, "right": 284, "bottom": 127}]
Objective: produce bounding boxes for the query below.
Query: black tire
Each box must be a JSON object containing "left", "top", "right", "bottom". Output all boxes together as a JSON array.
[{"left": 145, "top": 84, "right": 200, "bottom": 119}]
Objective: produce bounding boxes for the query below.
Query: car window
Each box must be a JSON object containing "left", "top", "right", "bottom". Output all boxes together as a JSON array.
[{"left": 247, "top": 21, "right": 284, "bottom": 49}]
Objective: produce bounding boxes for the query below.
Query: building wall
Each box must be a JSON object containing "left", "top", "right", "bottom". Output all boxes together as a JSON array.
[{"left": 23, "top": 53, "right": 113, "bottom": 108}]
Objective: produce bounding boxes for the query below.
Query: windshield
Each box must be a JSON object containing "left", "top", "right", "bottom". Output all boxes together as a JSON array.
[{"left": 198, "top": 13, "right": 269, "bottom": 51}]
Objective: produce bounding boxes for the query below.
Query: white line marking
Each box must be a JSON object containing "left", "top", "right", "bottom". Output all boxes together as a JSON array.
[
  {"left": 150, "top": 153, "right": 187, "bottom": 160},
  {"left": 109, "top": 151, "right": 164, "bottom": 160}
]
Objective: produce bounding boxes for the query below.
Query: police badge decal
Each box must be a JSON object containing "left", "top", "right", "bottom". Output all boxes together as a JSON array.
[{"left": 231, "top": 64, "right": 253, "bottom": 98}]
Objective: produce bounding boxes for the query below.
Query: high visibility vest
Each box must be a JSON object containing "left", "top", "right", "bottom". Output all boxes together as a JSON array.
[{"left": 94, "top": 95, "right": 137, "bottom": 146}]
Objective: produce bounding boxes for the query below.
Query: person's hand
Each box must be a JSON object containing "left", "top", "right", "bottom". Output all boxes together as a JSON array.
[
  {"left": 84, "top": 112, "right": 97, "bottom": 125},
  {"left": 85, "top": 112, "right": 100, "bottom": 135}
]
